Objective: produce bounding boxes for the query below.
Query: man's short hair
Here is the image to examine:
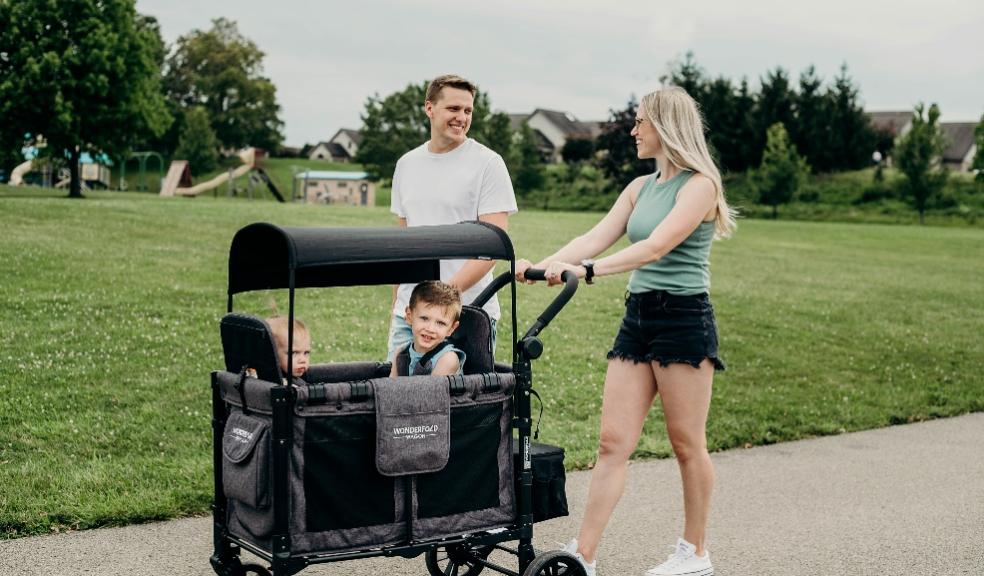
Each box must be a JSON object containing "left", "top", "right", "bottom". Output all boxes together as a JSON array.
[
  {"left": 408, "top": 281, "right": 462, "bottom": 321},
  {"left": 425, "top": 74, "right": 477, "bottom": 104}
]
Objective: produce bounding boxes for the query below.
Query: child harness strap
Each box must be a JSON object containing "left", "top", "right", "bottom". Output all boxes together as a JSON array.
[{"left": 394, "top": 341, "right": 452, "bottom": 376}]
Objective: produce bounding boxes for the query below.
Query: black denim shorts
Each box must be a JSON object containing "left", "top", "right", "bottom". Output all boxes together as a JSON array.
[{"left": 607, "top": 290, "right": 726, "bottom": 370}]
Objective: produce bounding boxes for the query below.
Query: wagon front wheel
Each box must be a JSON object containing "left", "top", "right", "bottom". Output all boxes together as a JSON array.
[
  {"left": 522, "top": 550, "right": 587, "bottom": 576},
  {"left": 425, "top": 543, "right": 493, "bottom": 576}
]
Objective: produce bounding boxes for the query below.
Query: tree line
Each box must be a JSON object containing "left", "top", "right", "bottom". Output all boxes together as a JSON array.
[
  {"left": 357, "top": 52, "right": 982, "bottom": 223},
  {"left": 0, "top": 0, "right": 283, "bottom": 196}
]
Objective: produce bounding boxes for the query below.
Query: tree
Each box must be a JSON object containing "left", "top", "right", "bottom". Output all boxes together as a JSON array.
[
  {"left": 512, "top": 122, "right": 544, "bottom": 196},
  {"left": 594, "top": 97, "right": 652, "bottom": 188},
  {"left": 753, "top": 68, "right": 796, "bottom": 167},
  {"left": 477, "top": 108, "right": 513, "bottom": 161},
  {"left": 825, "top": 64, "right": 876, "bottom": 171},
  {"left": 561, "top": 138, "right": 594, "bottom": 163},
  {"left": 732, "top": 78, "right": 759, "bottom": 172},
  {"left": 174, "top": 107, "right": 218, "bottom": 175},
  {"left": 355, "top": 80, "right": 508, "bottom": 181},
  {"left": 753, "top": 123, "right": 809, "bottom": 218},
  {"left": 793, "top": 66, "right": 833, "bottom": 171},
  {"left": 0, "top": 0, "right": 171, "bottom": 197},
  {"left": 163, "top": 18, "right": 283, "bottom": 153},
  {"left": 355, "top": 81, "right": 432, "bottom": 180},
  {"left": 894, "top": 103, "right": 949, "bottom": 224},
  {"left": 661, "top": 51, "right": 705, "bottom": 99},
  {"left": 973, "top": 113, "right": 984, "bottom": 184}
]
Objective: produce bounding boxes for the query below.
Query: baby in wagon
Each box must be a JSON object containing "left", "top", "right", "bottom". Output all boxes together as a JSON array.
[
  {"left": 266, "top": 315, "right": 312, "bottom": 382},
  {"left": 389, "top": 281, "right": 466, "bottom": 377}
]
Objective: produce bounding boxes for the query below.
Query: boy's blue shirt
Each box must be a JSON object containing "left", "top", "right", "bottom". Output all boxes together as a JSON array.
[{"left": 408, "top": 341, "right": 466, "bottom": 376}]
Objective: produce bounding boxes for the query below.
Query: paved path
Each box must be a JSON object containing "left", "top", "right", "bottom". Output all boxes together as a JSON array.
[{"left": 2, "top": 413, "right": 982, "bottom": 575}]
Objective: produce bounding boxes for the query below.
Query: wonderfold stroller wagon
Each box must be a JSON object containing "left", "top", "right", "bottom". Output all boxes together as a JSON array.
[{"left": 211, "top": 221, "right": 586, "bottom": 576}]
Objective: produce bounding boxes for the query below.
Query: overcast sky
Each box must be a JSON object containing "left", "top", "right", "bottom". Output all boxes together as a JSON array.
[{"left": 136, "top": 0, "right": 983, "bottom": 147}]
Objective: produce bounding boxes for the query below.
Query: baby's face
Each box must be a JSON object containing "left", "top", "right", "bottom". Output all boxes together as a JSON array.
[
  {"left": 276, "top": 331, "right": 311, "bottom": 378},
  {"left": 406, "top": 303, "right": 459, "bottom": 353}
]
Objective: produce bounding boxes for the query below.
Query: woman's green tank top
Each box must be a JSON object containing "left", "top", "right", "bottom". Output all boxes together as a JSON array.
[{"left": 626, "top": 170, "right": 714, "bottom": 295}]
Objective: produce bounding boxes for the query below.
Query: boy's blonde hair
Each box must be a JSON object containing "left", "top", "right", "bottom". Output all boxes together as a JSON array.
[
  {"left": 266, "top": 315, "right": 308, "bottom": 352},
  {"left": 409, "top": 281, "right": 462, "bottom": 321}
]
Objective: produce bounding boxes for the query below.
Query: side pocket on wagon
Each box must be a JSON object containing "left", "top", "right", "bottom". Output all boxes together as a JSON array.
[{"left": 222, "top": 411, "right": 271, "bottom": 509}]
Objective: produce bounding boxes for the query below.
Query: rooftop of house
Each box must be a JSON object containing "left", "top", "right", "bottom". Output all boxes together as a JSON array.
[
  {"left": 867, "top": 110, "right": 913, "bottom": 135},
  {"left": 939, "top": 122, "right": 977, "bottom": 162},
  {"left": 531, "top": 108, "right": 595, "bottom": 139},
  {"left": 295, "top": 170, "right": 370, "bottom": 181},
  {"left": 331, "top": 128, "right": 363, "bottom": 145}
]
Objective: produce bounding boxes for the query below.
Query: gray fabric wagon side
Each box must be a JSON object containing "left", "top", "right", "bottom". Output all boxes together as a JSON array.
[{"left": 215, "top": 370, "right": 516, "bottom": 554}]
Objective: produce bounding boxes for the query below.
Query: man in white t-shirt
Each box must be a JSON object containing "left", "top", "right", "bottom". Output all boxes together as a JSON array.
[{"left": 387, "top": 74, "right": 518, "bottom": 360}]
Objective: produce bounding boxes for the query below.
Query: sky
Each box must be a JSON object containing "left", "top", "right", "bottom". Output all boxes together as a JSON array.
[{"left": 135, "top": 0, "right": 984, "bottom": 148}]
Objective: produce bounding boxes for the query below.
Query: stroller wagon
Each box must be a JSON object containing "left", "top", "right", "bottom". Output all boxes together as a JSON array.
[{"left": 211, "top": 222, "right": 585, "bottom": 576}]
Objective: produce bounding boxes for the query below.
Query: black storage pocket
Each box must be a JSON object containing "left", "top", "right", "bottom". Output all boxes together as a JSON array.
[
  {"left": 514, "top": 442, "right": 569, "bottom": 522},
  {"left": 222, "top": 411, "right": 271, "bottom": 509},
  {"left": 417, "top": 404, "right": 503, "bottom": 519}
]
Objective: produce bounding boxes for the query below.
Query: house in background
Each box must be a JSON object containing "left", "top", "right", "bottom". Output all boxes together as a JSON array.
[
  {"left": 307, "top": 141, "right": 348, "bottom": 162},
  {"left": 509, "top": 109, "right": 604, "bottom": 163},
  {"left": 307, "top": 129, "right": 364, "bottom": 163},
  {"left": 940, "top": 122, "right": 977, "bottom": 172},
  {"left": 867, "top": 111, "right": 978, "bottom": 172},
  {"left": 868, "top": 110, "right": 914, "bottom": 139},
  {"left": 330, "top": 129, "right": 362, "bottom": 159},
  {"left": 526, "top": 109, "right": 602, "bottom": 163},
  {"left": 293, "top": 170, "right": 375, "bottom": 206}
]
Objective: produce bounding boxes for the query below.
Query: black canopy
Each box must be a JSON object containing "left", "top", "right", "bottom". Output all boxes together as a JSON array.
[{"left": 228, "top": 221, "right": 514, "bottom": 295}]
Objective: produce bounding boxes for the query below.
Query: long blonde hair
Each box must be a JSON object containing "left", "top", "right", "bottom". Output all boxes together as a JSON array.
[{"left": 639, "top": 87, "right": 737, "bottom": 238}]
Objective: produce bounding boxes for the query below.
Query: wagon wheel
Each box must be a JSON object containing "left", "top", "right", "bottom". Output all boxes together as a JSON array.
[
  {"left": 521, "top": 551, "right": 587, "bottom": 576},
  {"left": 237, "top": 563, "right": 271, "bottom": 576},
  {"left": 425, "top": 543, "right": 494, "bottom": 576}
]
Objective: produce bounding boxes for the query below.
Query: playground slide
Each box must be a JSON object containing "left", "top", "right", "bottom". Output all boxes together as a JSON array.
[
  {"left": 9, "top": 160, "right": 32, "bottom": 186},
  {"left": 173, "top": 148, "right": 256, "bottom": 197},
  {"left": 174, "top": 164, "right": 251, "bottom": 196}
]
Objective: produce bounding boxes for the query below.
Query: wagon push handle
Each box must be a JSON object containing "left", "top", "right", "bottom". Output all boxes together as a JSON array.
[{"left": 521, "top": 268, "right": 578, "bottom": 342}]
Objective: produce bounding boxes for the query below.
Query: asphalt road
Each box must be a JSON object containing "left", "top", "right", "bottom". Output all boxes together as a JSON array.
[{"left": 2, "top": 412, "right": 982, "bottom": 576}]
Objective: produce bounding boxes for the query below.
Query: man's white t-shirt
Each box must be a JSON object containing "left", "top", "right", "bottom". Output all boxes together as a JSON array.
[{"left": 390, "top": 138, "right": 518, "bottom": 320}]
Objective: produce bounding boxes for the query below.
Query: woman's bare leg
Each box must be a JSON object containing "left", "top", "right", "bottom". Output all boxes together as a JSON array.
[
  {"left": 652, "top": 360, "right": 715, "bottom": 555},
  {"left": 575, "top": 359, "right": 658, "bottom": 562}
]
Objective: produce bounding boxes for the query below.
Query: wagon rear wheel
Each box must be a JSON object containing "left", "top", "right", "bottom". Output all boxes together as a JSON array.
[
  {"left": 425, "top": 543, "right": 494, "bottom": 576},
  {"left": 522, "top": 550, "right": 587, "bottom": 576},
  {"left": 237, "top": 563, "right": 271, "bottom": 576}
]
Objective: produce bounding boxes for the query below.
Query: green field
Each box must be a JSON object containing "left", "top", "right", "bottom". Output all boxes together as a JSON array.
[{"left": 1, "top": 185, "right": 982, "bottom": 537}]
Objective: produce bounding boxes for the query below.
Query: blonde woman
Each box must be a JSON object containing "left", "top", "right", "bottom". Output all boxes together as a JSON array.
[{"left": 516, "top": 86, "right": 736, "bottom": 576}]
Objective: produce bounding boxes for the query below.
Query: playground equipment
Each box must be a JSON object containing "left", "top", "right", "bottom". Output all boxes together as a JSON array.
[
  {"left": 10, "top": 150, "right": 111, "bottom": 189},
  {"left": 119, "top": 151, "right": 165, "bottom": 192},
  {"left": 163, "top": 148, "right": 284, "bottom": 202},
  {"left": 9, "top": 160, "right": 32, "bottom": 186}
]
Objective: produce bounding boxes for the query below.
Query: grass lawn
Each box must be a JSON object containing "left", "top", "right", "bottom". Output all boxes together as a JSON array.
[{"left": 1, "top": 184, "right": 982, "bottom": 537}]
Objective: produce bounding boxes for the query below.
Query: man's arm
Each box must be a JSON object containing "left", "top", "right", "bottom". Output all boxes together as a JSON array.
[
  {"left": 391, "top": 216, "right": 408, "bottom": 308},
  {"left": 447, "top": 211, "right": 508, "bottom": 293}
]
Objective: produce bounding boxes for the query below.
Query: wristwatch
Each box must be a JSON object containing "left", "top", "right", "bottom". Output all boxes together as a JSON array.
[{"left": 580, "top": 259, "right": 595, "bottom": 284}]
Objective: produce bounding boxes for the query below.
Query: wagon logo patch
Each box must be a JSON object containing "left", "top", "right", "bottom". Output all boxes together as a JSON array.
[
  {"left": 392, "top": 424, "right": 439, "bottom": 440},
  {"left": 231, "top": 427, "right": 254, "bottom": 444}
]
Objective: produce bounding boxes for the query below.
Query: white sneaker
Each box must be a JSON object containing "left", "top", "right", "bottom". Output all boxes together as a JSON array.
[
  {"left": 644, "top": 538, "right": 713, "bottom": 576},
  {"left": 560, "top": 538, "right": 597, "bottom": 576}
]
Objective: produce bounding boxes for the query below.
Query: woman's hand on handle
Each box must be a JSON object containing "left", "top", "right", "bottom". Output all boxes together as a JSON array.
[
  {"left": 516, "top": 258, "right": 536, "bottom": 284},
  {"left": 543, "top": 261, "right": 583, "bottom": 286},
  {"left": 519, "top": 259, "right": 584, "bottom": 286}
]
